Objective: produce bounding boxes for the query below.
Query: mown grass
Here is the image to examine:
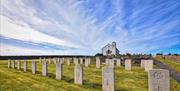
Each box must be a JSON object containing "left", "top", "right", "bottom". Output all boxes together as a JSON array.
[
  {"left": 155, "top": 57, "right": 180, "bottom": 72},
  {"left": 0, "top": 60, "right": 179, "bottom": 91}
]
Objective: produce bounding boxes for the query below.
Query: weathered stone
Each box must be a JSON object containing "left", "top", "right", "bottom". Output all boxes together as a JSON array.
[
  {"left": 57, "top": 58, "right": 60, "bottom": 63},
  {"left": 96, "top": 57, "right": 101, "bottom": 68},
  {"left": 8, "top": 60, "right": 11, "bottom": 68},
  {"left": 141, "top": 59, "right": 145, "bottom": 68},
  {"left": 11, "top": 60, "right": 15, "bottom": 69},
  {"left": 85, "top": 58, "right": 89, "bottom": 67},
  {"left": 125, "top": 59, "right": 131, "bottom": 70},
  {"left": 80, "top": 58, "right": 83, "bottom": 64},
  {"left": 56, "top": 63, "right": 62, "bottom": 80},
  {"left": 148, "top": 69, "right": 169, "bottom": 91},
  {"left": 105, "top": 59, "right": 114, "bottom": 68},
  {"left": 145, "top": 60, "right": 153, "bottom": 72},
  {"left": 24, "top": 60, "right": 27, "bottom": 72},
  {"left": 17, "top": 60, "right": 21, "bottom": 70},
  {"left": 115, "top": 58, "right": 121, "bottom": 67},
  {"left": 74, "top": 58, "right": 79, "bottom": 65},
  {"left": 105, "top": 59, "right": 110, "bottom": 66},
  {"left": 109, "top": 59, "right": 114, "bottom": 68},
  {"left": 32, "top": 61, "right": 36, "bottom": 74},
  {"left": 67, "top": 58, "right": 71, "bottom": 65},
  {"left": 42, "top": 61, "right": 48, "bottom": 76},
  {"left": 53, "top": 58, "right": 57, "bottom": 64},
  {"left": 62, "top": 58, "right": 64, "bottom": 64},
  {"left": 102, "top": 66, "right": 114, "bottom": 91},
  {"left": 74, "top": 64, "right": 83, "bottom": 84}
]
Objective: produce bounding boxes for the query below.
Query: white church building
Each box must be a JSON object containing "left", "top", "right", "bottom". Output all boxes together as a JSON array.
[{"left": 102, "top": 42, "right": 119, "bottom": 56}]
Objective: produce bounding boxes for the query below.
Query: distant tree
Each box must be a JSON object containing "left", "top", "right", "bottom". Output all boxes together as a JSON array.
[
  {"left": 95, "top": 53, "right": 103, "bottom": 57},
  {"left": 168, "top": 53, "right": 171, "bottom": 55},
  {"left": 126, "top": 53, "right": 131, "bottom": 58},
  {"left": 149, "top": 54, "right": 152, "bottom": 57},
  {"left": 156, "top": 53, "right": 162, "bottom": 55}
]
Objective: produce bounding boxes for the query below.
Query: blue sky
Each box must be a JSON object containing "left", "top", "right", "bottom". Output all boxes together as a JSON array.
[{"left": 0, "top": 0, "right": 180, "bottom": 55}]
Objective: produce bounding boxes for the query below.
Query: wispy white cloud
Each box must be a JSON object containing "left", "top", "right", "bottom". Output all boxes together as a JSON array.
[
  {"left": 0, "top": 15, "right": 82, "bottom": 49},
  {"left": 0, "top": 43, "right": 49, "bottom": 55},
  {"left": 0, "top": 0, "right": 179, "bottom": 55}
]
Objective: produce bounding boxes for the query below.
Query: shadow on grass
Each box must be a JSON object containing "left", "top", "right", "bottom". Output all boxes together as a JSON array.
[
  {"left": 48, "top": 73, "right": 56, "bottom": 79},
  {"left": 62, "top": 76, "right": 74, "bottom": 83},
  {"left": 115, "top": 89, "right": 129, "bottom": 91},
  {"left": 82, "top": 80, "right": 102, "bottom": 89}
]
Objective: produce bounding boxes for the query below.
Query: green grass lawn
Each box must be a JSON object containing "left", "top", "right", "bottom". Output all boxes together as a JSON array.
[
  {"left": 0, "top": 60, "right": 179, "bottom": 91},
  {"left": 155, "top": 57, "right": 180, "bottom": 72}
]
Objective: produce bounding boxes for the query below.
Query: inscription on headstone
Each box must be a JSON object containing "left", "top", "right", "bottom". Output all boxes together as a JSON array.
[
  {"left": 42, "top": 61, "right": 48, "bottom": 76},
  {"left": 74, "top": 58, "right": 79, "bottom": 65},
  {"left": 145, "top": 60, "right": 153, "bottom": 72},
  {"left": 105, "top": 59, "right": 110, "bottom": 66},
  {"left": 96, "top": 57, "right": 101, "bottom": 68},
  {"left": 74, "top": 64, "right": 83, "bottom": 84},
  {"left": 125, "top": 59, "right": 131, "bottom": 70},
  {"left": 67, "top": 58, "right": 71, "bottom": 65},
  {"left": 17, "top": 60, "right": 21, "bottom": 70},
  {"left": 24, "top": 60, "right": 27, "bottom": 72},
  {"left": 11, "top": 60, "right": 15, "bottom": 69},
  {"left": 56, "top": 63, "right": 62, "bottom": 80},
  {"left": 8, "top": 60, "right": 11, "bottom": 68},
  {"left": 109, "top": 59, "right": 114, "bottom": 68},
  {"left": 141, "top": 60, "right": 145, "bottom": 68},
  {"left": 148, "top": 69, "right": 169, "bottom": 91},
  {"left": 32, "top": 61, "right": 36, "bottom": 74},
  {"left": 115, "top": 58, "right": 121, "bottom": 67},
  {"left": 102, "top": 66, "right": 114, "bottom": 91},
  {"left": 80, "top": 58, "right": 83, "bottom": 64},
  {"left": 85, "top": 58, "right": 89, "bottom": 67}
]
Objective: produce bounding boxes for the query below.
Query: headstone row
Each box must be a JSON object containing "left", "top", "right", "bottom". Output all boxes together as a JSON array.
[{"left": 7, "top": 59, "right": 169, "bottom": 91}]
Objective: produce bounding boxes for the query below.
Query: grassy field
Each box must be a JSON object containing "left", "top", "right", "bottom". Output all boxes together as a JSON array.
[
  {"left": 155, "top": 57, "right": 180, "bottom": 72},
  {"left": 0, "top": 60, "right": 179, "bottom": 91}
]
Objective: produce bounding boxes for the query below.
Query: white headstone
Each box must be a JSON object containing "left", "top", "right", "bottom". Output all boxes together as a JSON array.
[
  {"left": 17, "top": 60, "right": 21, "bottom": 70},
  {"left": 145, "top": 60, "right": 153, "bottom": 72},
  {"left": 85, "top": 58, "right": 89, "bottom": 67},
  {"left": 11, "top": 60, "right": 15, "bottom": 69},
  {"left": 109, "top": 59, "right": 114, "bottom": 68},
  {"left": 125, "top": 59, "right": 131, "bottom": 70},
  {"left": 74, "top": 64, "right": 83, "bottom": 84},
  {"left": 96, "top": 57, "right": 101, "bottom": 68},
  {"left": 74, "top": 58, "right": 79, "bottom": 65},
  {"left": 56, "top": 63, "right": 62, "bottom": 80},
  {"left": 148, "top": 69, "right": 169, "bottom": 91},
  {"left": 141, "top": 59, "right": 145, "bottom": 68},
  {"left": 24, "top": 60, "right": 27, "bottom": 72},
  {"left": 115, "top": 58, "right": 121, "bottom": 67},
  {"left": 105, "top": 59, "right": 110, "bottom": 66},
  {"left": 80, "top": 58, "right": 83, "bottom": 64},
  {"left": 32, "top": 60, "right": 36, "bottom": 74},
  {"left": 102, "top": 66, "right": 114, "bottom": 91},
  {"left": 8, "top": 60, "right": 11, "bottom": 68},
  {"left": 67, "top": 58, "right": 71, "bottom": 65},
  {"left": 42, "top": 61, "right": 48, "bottom": 76}
]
